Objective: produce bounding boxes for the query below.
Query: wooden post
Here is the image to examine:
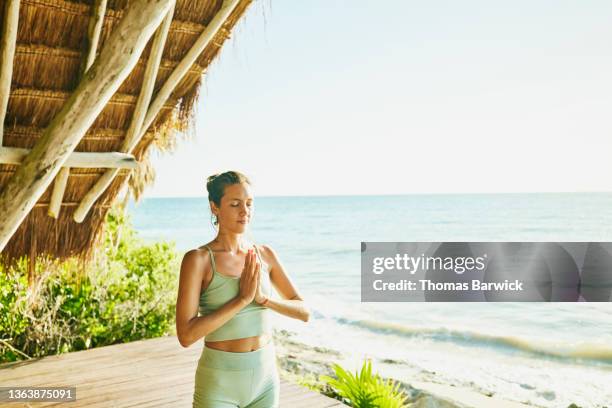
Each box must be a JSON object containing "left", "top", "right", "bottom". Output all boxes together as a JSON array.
[
  {"left": 0, "top": 0, "right": 20, "bottom": 145},
  {"left": 49, "top": 0, "right": 108, "bottom": 219},
  {"left": 0, "top": 0, "right": 174, "bottom": 252},
  {"left": 73, "top": 0, "right": 240, "bottom": 223}
]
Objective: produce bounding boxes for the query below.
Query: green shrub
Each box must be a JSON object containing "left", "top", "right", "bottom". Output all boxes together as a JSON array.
[
  {"left": 0, "top": 206, "right": 180, "bottom": 363},
  {"left": 0, "top": 265, "right": 29, "bottom": 361},
  {"left": 321, "top": 360, "right": 408, "bottom": 408}
]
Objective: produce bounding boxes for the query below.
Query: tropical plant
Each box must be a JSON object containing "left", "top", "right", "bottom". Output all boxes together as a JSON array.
[{"left": 321, "top": 360, "right": 408, "bottom": 408}]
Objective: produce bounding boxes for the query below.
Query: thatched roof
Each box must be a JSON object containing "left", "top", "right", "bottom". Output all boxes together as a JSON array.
[{"left": 0, "top": 0, "right": 253, "bottom": 265}]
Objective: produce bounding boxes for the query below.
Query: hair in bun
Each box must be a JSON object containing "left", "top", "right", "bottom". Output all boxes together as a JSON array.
[{"left": 206, "top": 171, "right": 251, "bottom": 206}]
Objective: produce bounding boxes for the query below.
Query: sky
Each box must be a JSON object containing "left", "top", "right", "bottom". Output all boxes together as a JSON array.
[{"left": 145, "top": 0, "right": 612, "bottom": 198}]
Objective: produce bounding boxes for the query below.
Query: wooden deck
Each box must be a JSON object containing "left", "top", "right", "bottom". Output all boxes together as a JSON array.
[{"left": 0, "top": 336, "right": 346, "bottom": 407}]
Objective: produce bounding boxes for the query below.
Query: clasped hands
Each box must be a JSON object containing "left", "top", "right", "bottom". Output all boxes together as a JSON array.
[{"left": 238, "top": 248, "right": 267, "bottom": 305}]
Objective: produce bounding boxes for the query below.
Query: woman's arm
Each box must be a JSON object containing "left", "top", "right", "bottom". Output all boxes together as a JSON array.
[
  {"left": 175, "top": 249, "right": 260, "bottom": 347},
  {"left": 257, "top": 245, "right": 310, "bottom": 322}
]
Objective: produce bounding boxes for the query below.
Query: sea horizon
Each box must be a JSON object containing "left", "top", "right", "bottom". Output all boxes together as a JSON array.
[{"left": 141, "top": 190, "right": 612, "bottom": 200}]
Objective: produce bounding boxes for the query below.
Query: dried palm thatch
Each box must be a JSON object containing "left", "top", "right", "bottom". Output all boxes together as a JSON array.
[{"left": 0, "top": 0, "right": 254, "bottom": 267}]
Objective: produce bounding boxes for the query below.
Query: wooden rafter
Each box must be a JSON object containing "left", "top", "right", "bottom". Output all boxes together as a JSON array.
[
  {"left": 138, "top": 0, "right": 240, "bottom": 142},
  {"left": 71, "top": 5, "right": 176, "bottom": 223},
  {"left": 0, "top": 147, "right": 138, "bottom": 168},
  {"left": 70, "top": 1, "right": 176, "bottom": 223},
  {"left": 82, "top": 0, "right": 108, "bottom": 75},
  {"left": 48, "top": 167, "right": 70, "bottom": 219},
  {"left": 0, "top": 0, "right": 20, "bottom": 145},
  {"left": 73, "top": 0, "right": 241, "bottom": 223},
  {"left": 125, "top": 1, "right": 176, "bottom": 156},
  {"left": 0, "top": 0, "right": 175, "bottom": 252},
  {"left": 47, "top": 167, "right": 70, "bottom": 218},
  {"left": 48, "top": 0, "right": 108, "bottom": 219}
]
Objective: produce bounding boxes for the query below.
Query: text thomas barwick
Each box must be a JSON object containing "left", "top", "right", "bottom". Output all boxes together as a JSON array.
[{"left": 372, "top": 279, "right": 524, "bottom": 291}]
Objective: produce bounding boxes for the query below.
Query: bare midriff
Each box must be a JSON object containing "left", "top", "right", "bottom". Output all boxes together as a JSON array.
[{"left": 205, "top": 333, "right": 271, "bottom": 352}]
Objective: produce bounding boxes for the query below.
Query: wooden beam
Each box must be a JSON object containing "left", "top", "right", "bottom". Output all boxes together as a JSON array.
[
  {"left": 125, "top": 0, "right": 175, "bottom": 154},
  {"left": 0, "top": 147, "right": 138, "bottom": 168},
  {"left": 0, "top": 0, "right": 20, "bottom": 145},
  {"left": 82, "top": 0, "right": 108, "bottom": 75},
  {"left": 138, "top": 0, "right": 240, "bottom": 143},
  {"left": 69, "top": 2, "right": 176, "bottom": 222},
  {"left": 73, "top": 0, "right": 239, "bottom": 223},
  {"left": 73, "top": 2, "right": 177, "bottom": 224},
  {"left": 49, "top": 0, "right": 107, "bottom": 219},
  {"left": 0, "top": 0, "right": 174, "bottom": 252},
  {"left": 48, "top": 168, "right": 70, "bottom": 218},
  {"left": 73, "top": 1, "right": 176, "bottom": 223}
]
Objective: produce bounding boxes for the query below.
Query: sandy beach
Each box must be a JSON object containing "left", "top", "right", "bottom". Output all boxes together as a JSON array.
[{"left": 273, "top": 329, "right": 534, "bottom": 408}]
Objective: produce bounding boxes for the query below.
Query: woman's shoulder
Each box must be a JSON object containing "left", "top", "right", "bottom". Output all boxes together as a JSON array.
[
  {"left": 254, "top": 244, "right": 279, "bottom": 264},
  {"left": 180, "top": 247, "right": 213, "bottom": 282},
  {"left": 182, "top": 246, "right": 212, "bottom": 264}
]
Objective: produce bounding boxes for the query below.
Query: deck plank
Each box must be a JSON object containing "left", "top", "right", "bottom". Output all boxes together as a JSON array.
[{"left": 0, "top": 336, "right": 346, "bottom": 407}]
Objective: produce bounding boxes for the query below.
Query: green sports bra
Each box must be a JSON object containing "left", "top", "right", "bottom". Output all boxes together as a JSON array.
[{"left": 199, "top": 245, "right": 272, "bottom": 341}]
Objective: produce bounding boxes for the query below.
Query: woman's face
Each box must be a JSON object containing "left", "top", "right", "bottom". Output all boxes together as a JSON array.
[{"left": 212, "top": 183, "right": 253, "bottom": 234}]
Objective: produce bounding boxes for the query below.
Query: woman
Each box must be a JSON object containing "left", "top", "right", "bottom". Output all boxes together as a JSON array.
[{"left": 175, "top": 171, "right": 310, "bottom": 408}]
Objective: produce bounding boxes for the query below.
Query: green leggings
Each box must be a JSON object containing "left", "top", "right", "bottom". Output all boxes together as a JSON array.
[{"left": 193, "top": 340, "right": 280, "bottom": 408}]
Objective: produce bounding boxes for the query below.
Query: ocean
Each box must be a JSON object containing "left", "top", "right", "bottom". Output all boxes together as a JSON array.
[{"left": 127, "top": 193, "right": 612, "bottom": 408}]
